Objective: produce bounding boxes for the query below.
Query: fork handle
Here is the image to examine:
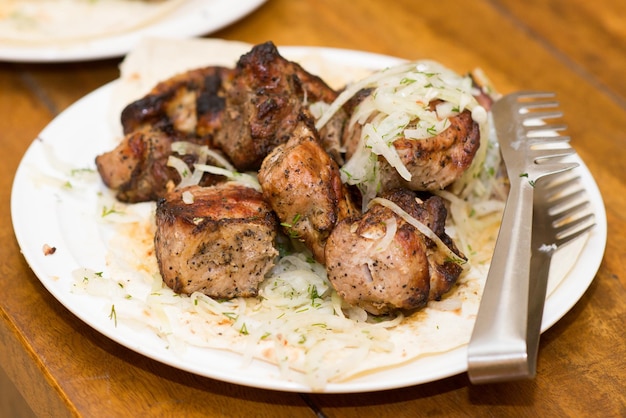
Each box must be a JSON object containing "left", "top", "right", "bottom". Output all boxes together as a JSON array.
[
  {"left": 526, "top": 241, "right": 553, "bottom": 379},
  {"left": 467, "top": 178, "right": 534, "bottom": 383}
]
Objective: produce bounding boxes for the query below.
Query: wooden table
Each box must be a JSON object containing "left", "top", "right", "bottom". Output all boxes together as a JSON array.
[{"left": 1, "top": 1, "right": 625, "bottom": 416}]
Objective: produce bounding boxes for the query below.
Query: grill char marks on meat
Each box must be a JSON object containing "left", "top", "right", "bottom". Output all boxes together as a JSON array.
[
  {"left": 96, "top": 65, "right": 234, "bottom": 203},
  {"left": 324, "top": 189, "right": 465, "bottom": 315},
  {"left": 258, "top": 114, "right": 359, "bottom": 264},
  {"left": 214, "top": 41, "right": 340, "bottom": 171},
  {"left": 384, "top": 189, "right": 465, "bottom": 302},
  {"left": 121, "top": 66, "right": 234, "bottom": 141},
  {"left": 96, "top": 42, "right": 343, "bottom": 204},
  {"left": 154, "top": 183, "right": 279, "bottom": 298}
]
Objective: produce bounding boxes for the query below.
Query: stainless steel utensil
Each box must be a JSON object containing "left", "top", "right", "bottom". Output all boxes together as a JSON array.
[
  {"left": 525, "top": 174, "right": 595, "bottom": 378},
  {"left": 467, "top": 91, "right": 584, "bottom": 384}
]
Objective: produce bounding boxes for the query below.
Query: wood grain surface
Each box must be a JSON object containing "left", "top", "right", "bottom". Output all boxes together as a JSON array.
[{"left": 1, "top": 0, "right": 625, "bottom": 416}]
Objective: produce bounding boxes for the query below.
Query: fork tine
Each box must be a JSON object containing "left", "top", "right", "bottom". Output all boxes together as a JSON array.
[
  {"left": 513, "top": 91, "right": 559, "bottom": 114},
  {"left": 521, "top": 110, "right": 564, "bottom": 123},
  {"left": 541, "top": 175, "right": 581, "bottom": 197},
  {"left": 551, "top": 200, "right": 590, "bottom": 220},
  {"left": 547, "top": 189, "right": 586, "bottom": 212},
  {"left": 514, "top": 91, "right": 557, "bottom": 105},
  {"left": 518, "top": 96, "right": 558, "bottom": 107},
  {"left": 515, "top": 90, "right": 556, "bottom": 97},
  {"left": 516, "top": 90, "right": 556, "bottom": 98},
  {"left": 528, "top": 136, "right": 571, "bottom": 145},
  {"left": 519, "top": 101, "right": 560, "bottom": 112},
  {"left": 553, "top": 212, "right": 595, "bottom": 238},
  {"left": 531, "top": 147, "right": 576, "bottom": 161},
  {"left": 524, "top": 124, "right": 568, "bottom": 135},
  {"left": 555, "top": 221, "right": 595, "bottom": 248},
  {"left": 534, "top": 161, "right": 579, "bottom": 176}
]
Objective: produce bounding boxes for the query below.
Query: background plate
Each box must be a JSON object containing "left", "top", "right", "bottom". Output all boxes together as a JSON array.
[{"left": 0, "top": 0, "right": 266, "bottom": 62}]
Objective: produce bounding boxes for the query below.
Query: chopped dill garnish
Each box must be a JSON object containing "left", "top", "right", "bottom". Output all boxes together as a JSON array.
[
  {"left": 280, "top": 213, "right": 302, "bottom": 238},
  {"left": 70, "top": 167, "right": 95, "bottom": 176},
  {"left": 223, "top": 312, "right": 238, "bottom": 320},
  {"left": 101, "top": 206, "right": 123, "bottom": 217},
  {"left": 109, "top": 305, "right": 117, "bottom": 327}
]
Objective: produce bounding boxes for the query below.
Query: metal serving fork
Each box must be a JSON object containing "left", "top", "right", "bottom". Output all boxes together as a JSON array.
[
  {"left": 525, "top": 174, "right": 595, "bottom": 378},
  {"left": 467, "top": 91, "right": 584, "bottom": 384}
]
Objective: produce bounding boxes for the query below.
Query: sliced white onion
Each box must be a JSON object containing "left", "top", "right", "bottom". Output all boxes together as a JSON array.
[
  {"left": 308, "top": 101, "right": 330, "bottom": 120},
  {"left": 181, "top": 190, "right": 194, "bottom": 204},
  {"left": 315, "top": 61, "right": 417, "bottom": 131},
  {"left": 362, "top": 123, "right": 411, "bottom": 181},
  {"left": 167, "top": 155, "right": 204, "bottom": 188},
  {"left": 171, "top": 141, "right": 236, "bottom": 171},
  {"left": 193, "top": 163, "right": 262, "bottom": 192},
  {"left": 331, "top": 60, "right": 489, "bottom": 198}
]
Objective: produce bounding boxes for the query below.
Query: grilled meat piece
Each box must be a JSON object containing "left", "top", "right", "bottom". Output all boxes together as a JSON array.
[
  {"left": 121, "top": 66, "right": 234, "bottom": 141},
  {"left": 95, "top": 123, "right": 225, "bottom": 203},
  {"left": 98, "top": 65, "right": 235, "bottom": 203},
  {"left": 378, "top": 109, "right": 480, "bottom": 191},
  {"left": 384, "top": 189, "right": 465, "bottom": 302},
  {"left": 316, "top": 108, "right": 346, "bottom": 165},
  {"left": 154, "top": 183, "right": 279, "bottom": 298},
  {"left": 95, "top": 124, "right": 183, "bottom": 202},
  {"left": 97, "top": 42, "right": 344, "bottom": 204},
  {"left": 214, "top": 41, "right": 339, "bottom": 171},
  {"left": 343, "top": 92, "right": 481, "bottom": 192},
  {"left": 325, "top": 189, "right": 465, "bottom": 315},
  {"left": 258, "top": 114, "right": 358, "bottom": 264}
]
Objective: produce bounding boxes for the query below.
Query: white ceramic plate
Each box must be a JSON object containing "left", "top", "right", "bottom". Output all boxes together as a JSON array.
[
  {"left": 10, "top": 47, "right": 607, "bottom": 393},
  {"left": 0, "top": 0, "right": 266, "bottom": 62}
]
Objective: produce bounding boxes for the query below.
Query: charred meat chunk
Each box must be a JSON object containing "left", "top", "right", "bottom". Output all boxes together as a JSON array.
[
  {"left": 95, "top": 124, "right": 223, "bottom": 203},
  {"left": 154, "top": 183, "right": 279, "bottom": 298},
  {"left": 324, "top": 189, "right": 465, "bottom": 315},
  {"left": 378, "top": 109, "right": 481, "bottom": 191},
  {"left": 95, "top": 124, "right": 182, "bottom": 203},
  {"left": 213, "top": 41, "right": 339, "bottom": 171},
  {"left": 258, "top": 114, "right": 358, "bottom": 264},
  {"left": 384, "top": 189, "right": 465, "bottom": 302},
  {"left": 343, "top": 92, "right": 481, "bottom": 192},
  {"left": 121, "top": 66, "right": 234, "bottom": 141}
]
